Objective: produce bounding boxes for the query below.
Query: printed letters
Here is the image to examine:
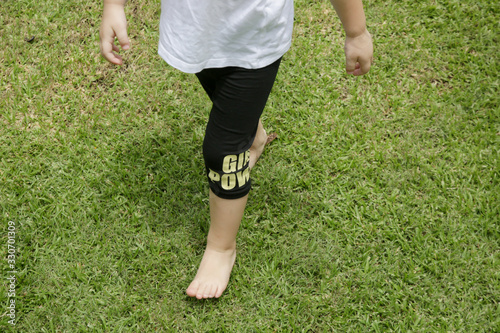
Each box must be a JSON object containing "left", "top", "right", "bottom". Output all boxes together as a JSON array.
[{"left": 209, "top": 150, "right": 251, "bottom": 190}]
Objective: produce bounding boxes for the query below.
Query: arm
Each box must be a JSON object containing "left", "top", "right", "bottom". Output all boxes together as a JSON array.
[
  {"left": 330, "top": 0, "right": 373, "bottom": 76},
  {"left": 100, "top": 0, "right": 130, "bottom": 65}
]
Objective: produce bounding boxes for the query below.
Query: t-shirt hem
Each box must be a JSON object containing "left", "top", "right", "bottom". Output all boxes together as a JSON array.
[{"left": 158, "top": 40, "right": 292, "bottom": 74}]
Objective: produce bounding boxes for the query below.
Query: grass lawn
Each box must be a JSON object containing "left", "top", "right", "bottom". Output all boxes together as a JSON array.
[{"left": 1, "top": 0, "right": 498, "bottom": 331}]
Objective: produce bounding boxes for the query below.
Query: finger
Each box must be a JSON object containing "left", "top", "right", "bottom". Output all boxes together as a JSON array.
[
  {"left": 114, "top": 27, "right": 130, "bottom": 51},
  {"left": 345, "top": 55, "right": 357, "bottom": 75},
  {"left": 356, "top": 57, "right": 372, "bottom": 76},
  {"left": 102, "top": 45, "right": 123, "bottom": 65},
  {"left": 350, "top": 63, "right": 361, "bottom": 76},
  {"left": 112, "top": 43, "right": 120, "bottom": 52},
  {"left": 101, "top": 42, "right": 123, "bottom": 65},
  {"left": 100, "top": 28, "right": 123, "bottom": 65}
]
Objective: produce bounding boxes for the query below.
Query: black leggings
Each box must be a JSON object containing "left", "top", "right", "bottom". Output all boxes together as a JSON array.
[{"left": 196, "top": 57, "right": 281, "bottom": 199}]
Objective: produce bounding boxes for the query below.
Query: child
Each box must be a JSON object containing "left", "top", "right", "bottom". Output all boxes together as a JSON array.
[{"left": 100, "top": 0, "right": 373, "bottom": 299}]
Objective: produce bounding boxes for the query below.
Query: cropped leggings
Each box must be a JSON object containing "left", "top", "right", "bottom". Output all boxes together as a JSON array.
[{"left": 195, "top": 57, "right": 281, "bottom": 199}]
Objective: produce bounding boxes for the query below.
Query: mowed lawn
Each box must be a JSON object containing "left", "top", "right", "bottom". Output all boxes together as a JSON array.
[{"left": 0, "top": 0, "right": 498, "bottom": 331}]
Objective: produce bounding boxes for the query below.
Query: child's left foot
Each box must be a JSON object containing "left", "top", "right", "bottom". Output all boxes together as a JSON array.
[
  {"left": 186, "top": 246, "right": 236, "bottom": 299},
  {"left": 249, "top": 120, "right": 276, "bottom": 169}
]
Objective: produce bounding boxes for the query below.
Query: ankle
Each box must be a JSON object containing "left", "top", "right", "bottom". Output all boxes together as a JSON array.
[
  {"left": 206, "top": 240, "right": 236, "bottom": 253},
  {"left": 255, "top": 127, "right": 268, "bottom": 147},
  {"left": 253, "top": 133, "right": 267, "bottom": 150}
]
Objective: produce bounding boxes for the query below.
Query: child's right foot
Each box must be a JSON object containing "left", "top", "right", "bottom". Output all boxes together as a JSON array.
[{"left": 185, "top": 246, "right": 236, "bottom": 299}]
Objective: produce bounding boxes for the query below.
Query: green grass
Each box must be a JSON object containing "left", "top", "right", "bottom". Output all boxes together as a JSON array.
[{"left": 1, "top": 0, "right": 498, "bottom": 331}]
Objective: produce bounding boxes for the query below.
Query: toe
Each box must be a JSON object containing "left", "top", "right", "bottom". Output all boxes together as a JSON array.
[
  {"left": 214, "top": 286, "right": 223, "bottom": 298},
  {"left": 186, "top": 281, "right": 199, "bottom": 297},
  {"left": 208, "top": 284, "right": 218, "bottom": 298},
  {"left": 198, "top": 283, "right": 210, "bottom": 299}
]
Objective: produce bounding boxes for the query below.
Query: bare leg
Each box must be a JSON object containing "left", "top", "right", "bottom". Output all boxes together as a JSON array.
[
  {"left": 186, "top": 120, "right": 272, "bottom": 299},
  {"left": 186, "top": 190, "right": 247, "bottom": 299}
]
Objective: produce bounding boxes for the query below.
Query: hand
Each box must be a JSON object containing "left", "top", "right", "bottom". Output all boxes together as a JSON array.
[
  {"left": 344, "top": 29, "right": 373, "bottom": 76},
  {"left": 99, "top": 4, "right": 130, "bottom": 65}
]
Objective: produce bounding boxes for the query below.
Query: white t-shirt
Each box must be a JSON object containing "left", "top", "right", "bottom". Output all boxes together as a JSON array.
[{"left": 158, "top": 0, "right": 294, "bottom": 73}]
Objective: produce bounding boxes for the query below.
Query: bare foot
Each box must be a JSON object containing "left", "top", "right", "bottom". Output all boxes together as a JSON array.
[
  {"left": 249, "top": 120, "right": 276, "bottom": 169},
  {"left": 186, "top": 246, "right": 236, "bottom": 299}
]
